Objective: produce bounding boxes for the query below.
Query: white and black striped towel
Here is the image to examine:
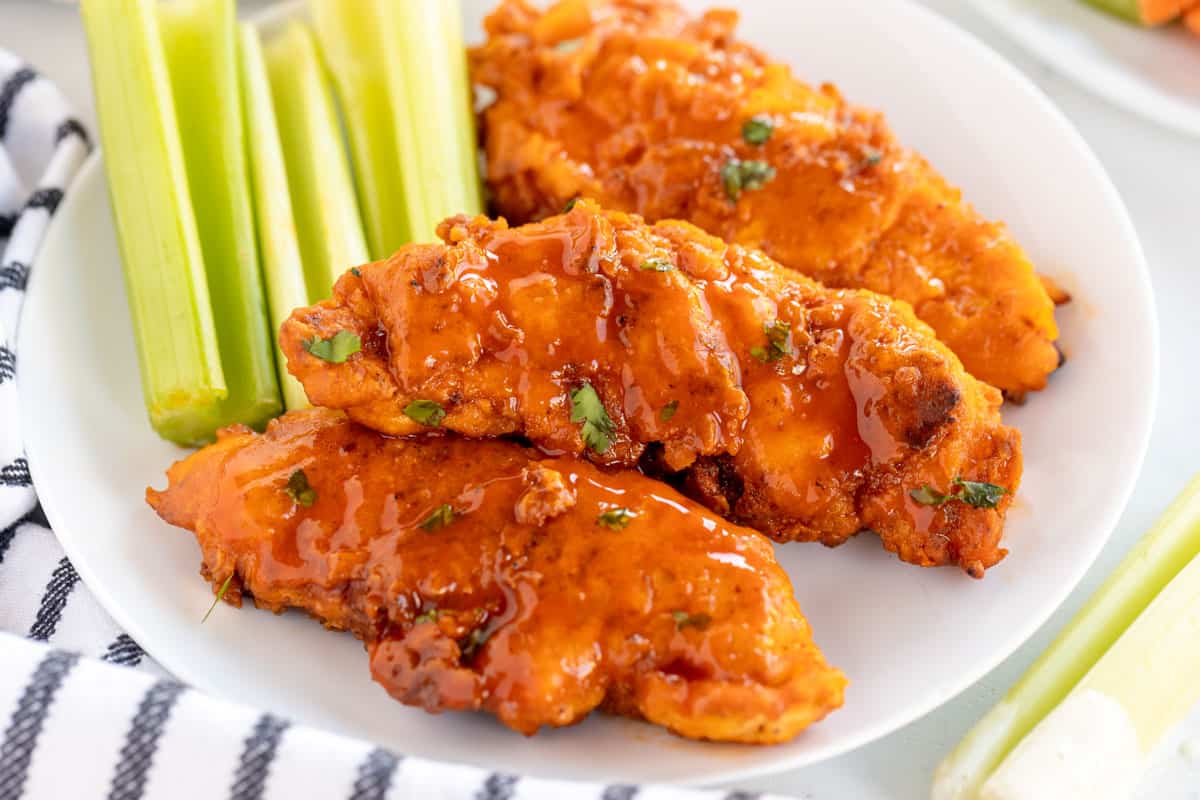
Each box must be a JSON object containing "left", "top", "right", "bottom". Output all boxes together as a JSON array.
[{"left": 0, "top": 51, "right": 791, "bottom": 800}]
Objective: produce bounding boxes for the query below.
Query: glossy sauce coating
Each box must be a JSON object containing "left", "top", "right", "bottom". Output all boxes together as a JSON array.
[
  {"left": 281, "top": 203, "right": 1022, "bottom": 575},
  {"left": 148, "top": 410, "right": 845, "bottom": 742},
  {"left": 471, "top": 0, "right": 1064, "bottom": 395}
]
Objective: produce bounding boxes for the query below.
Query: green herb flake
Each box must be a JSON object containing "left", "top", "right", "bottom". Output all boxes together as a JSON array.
[
  {"left": 742, "top": 115, "right": 774, "bottom": 146},
  {"left": 414, "top": 608, "right": 440, "bottom": 625},
  {"left": 910, "top": 477, "right": 1008, "bottom": 510},
  {"left": 302, "top": 329, "right": 361, "bottom": 363},
  {"left": 563, "top": 197, "right": 579, "bottom": 213},
  {"left": 640, "top": 257, "right": 673, "bottom": 272},
  {"left": 597, "top": 508, "right": 637, "bottom": 530},
  {"left": 862, "top": 148, "right": 883, "bottom": 168},
  {"left": 350, "top": 267, "right": 362, "bottom": 277},
  {"left": 460, "top": 625, "right": 493, "bottom": 661},
  {"left": 285, "top": 469, "right": 317, "bottom": 507},
  {"left": 750, "top": 319, "right": 792, "bottom": 363},
  {"left": 660, "top": 400, "right": 679, "bottom": 422},
  {"left": 201, "top": 573, "right": 235, "bottom": 624},
  {"left": 404, "top": 399, "right": 446, "bottom": 427},
  {"left": 570, "top": 382, "right": 617, "bottom": 455},
  {"left": 720, "top": 158, "right": 777, "bottom": 204},
  {"left": 419, "top": 503, "right": 456, "bottom": 532},
  {"left": 672, "top": 610, "right": 712, "bottom": 631}
]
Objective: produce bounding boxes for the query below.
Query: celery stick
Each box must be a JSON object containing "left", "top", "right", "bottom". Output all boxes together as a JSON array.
[
  {"left": 159, "top": 0, "right": 281, "bottom": 430},
  {"left": 81, "top": 0, "right": 226, "bottom": 446},
  {"left": 309, "top": 1, "right": 413, "bottom": 258},
  {"left": 264, "top": 22, "right": 368, "bottom": 300},
  {"left": 439, "top": 0, "right": 485, "bottom": 215},
  {"left": 1082, "top": 0, "right": 1142, "bottom": 22},
  {"left": 981, "top": 548, "right": 1200, "bottom": 799},
  {"left": 934, "top": 474, "right": 1200, "bottom": 800},
  {"left": 379, "top": 0, "right": 483, "bottom": 240},
  {"left": 237, "top": 23, "right": 309, "bottom": 411}
]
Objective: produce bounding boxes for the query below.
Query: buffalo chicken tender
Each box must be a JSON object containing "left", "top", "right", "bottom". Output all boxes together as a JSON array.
[{"left": 148, "top": 409, "right": 845, "bottom": 742}]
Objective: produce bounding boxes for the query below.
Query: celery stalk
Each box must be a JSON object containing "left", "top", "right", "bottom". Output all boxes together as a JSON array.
[
  {"left": 158, "top": 0, "right": 281, "bottom": 430},
  {"left": 1082, "top": 0, "right": 1142, "bottom": 22},
  {"left": 381, "top": 0, "right": 483, "bottom": 239},
  {"left": 264, "top": 22, "right": 368, "bottom": 300},
  {"left": 237, "top": 23, "right": 309, "bottom": 411},
  {"left": 309, "top": 1, "right": 413, "bottom": 258},
  {"left": 934, "top": 475, "right": 1200, "bottom": 799},
  {"left": 81, "top": 0, "right": 226, "bottom": 446},
  {"left": 981, "top": 549, "right": 1200, "bottom": 799}
]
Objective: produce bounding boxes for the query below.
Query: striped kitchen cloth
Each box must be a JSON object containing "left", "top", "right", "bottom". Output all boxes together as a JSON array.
[{"left": 0, "top": 51, "right": 789, "bottom": 800}]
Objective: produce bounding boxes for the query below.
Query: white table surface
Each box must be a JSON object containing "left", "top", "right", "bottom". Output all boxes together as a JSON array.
[{"left": 3, "top": 1, "right": 1198, "bottom": 798}]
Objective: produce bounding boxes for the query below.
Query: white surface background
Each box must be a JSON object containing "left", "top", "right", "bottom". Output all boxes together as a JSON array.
[{"left": 2, "top": 1, "right": 1198, "bottom": 797}]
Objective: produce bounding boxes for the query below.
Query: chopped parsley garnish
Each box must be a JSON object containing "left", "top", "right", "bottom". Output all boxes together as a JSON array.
[
  {"left": 596, "top": 508, "right": 636, "bottom": 530},
  {"left": 201, "top": 573, "right": 234, "bottom": 624},
  {"left": 910, "top": 477, "right": 1008, "bottom": 510},
  {"left": 460, "top": 625, "right": 493, "bottom": 660},
  {"left": 302, "top": 330, "right": 361, "bottom": 363},
  {"left": 419, "top": 503, "right": 456, "bottom": 532},
  {"left": 660, "top": 400, "right": 679, "bottom": 422},
  {"left": 720, "top": 158, "right": 776, "bottom": 204},
  {"left": 749, "top": 319, "right": 793, "bottom": 363},
  {"left": 404, "top": 399, "right": 446, "bottom": 427},
  {"left": 640, "top": 257, "right": 673, "bottom": 272},
  {"left": 563, "top": 197, "right": 579, "bottom": 213},
  {"left": 672, "top": 610, "right": 712, "bottom": 631},
  {"left": 570, "top": 382, "right": 616, "bottom": 455},
  {"left": 742, "top": 115, "right": 774, "bottom": 146},
  {"left": 350, "top": 267, "right": 361, "bottom": 277},
  {"left": 285, "top": 470, "right": 317, "bottom": 507},
  {"left": 414, "top": 608, "right": 440, "bottom": 625},
  {"left": 862, "top": 148, "right": 883, "bottom": 168}
]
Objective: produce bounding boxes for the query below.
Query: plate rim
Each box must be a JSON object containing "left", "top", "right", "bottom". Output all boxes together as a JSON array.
[
  {"left": 966, "top": 0, "right": 1200, "bottom": 139},
  {"left": 20, "top": 0, "right": 1159, "bottom": 785}
]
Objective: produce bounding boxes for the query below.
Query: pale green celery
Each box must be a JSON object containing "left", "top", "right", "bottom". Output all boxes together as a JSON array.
[
  {"left": 237, "top": 23, "right": 309, "bottom": 411},
  {"left": 264, "top": 22, "right": 368, "bottom": 301},
  {"left": 159, "top": 0, "right": 281, "bottom": 430},
  {"left": 439, "top": 0, "right": 485, "bottom": 216},
  {"left": 934, "top": 474, "right": 1200, "bottom": 800},
  {"left": 309, "top": 1, "right": 414, "bottom": 258},
  {"left": 1082, "top": 0, "right": 1142, "bottom": 22},
  {"left": 379, "top": 0, "right": 484, "bottom": 240},
  {"left": 81, "top": 0, "right": 226, "bottom": 446}
]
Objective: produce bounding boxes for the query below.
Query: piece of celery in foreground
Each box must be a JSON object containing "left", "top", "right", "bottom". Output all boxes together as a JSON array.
[
  {"left": 934, "top": 475, "right": 1200, "bottom": 799},
  {"left": 81, "top": 0, "right": 226, "bottom": 446},
  {"left": 263, "top": 22, "right": 368, "bottom": 300},
  {"left": 237, "top": 23, "right": 309, "bottom": 411},
  {"left": 159, "top": 0, "right": 281, "bottom": 430},
  {"left": 980, "top": 545, "right": 1200, "bottom": 799}
]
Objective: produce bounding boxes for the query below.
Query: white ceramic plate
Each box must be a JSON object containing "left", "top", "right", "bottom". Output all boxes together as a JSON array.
[
  {"left": 967, "top": 0, "right": 1200, "bottom": 138},
  {"left": 20, "top": 0, "right": 1157, "bottom": 786}
]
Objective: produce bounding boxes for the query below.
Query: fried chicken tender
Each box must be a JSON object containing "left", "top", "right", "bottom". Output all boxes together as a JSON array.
[
  {"left": 147, "top": 409, "right": 845, "bottom": 742},
  {"left": 471, "top": 0, "right": 1064, "bottom": 395},
  {"left": 280, "top": 203, "right": 1021, "bottom": 576}
]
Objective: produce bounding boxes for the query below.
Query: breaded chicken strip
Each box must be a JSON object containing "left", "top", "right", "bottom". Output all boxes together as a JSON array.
[
  {"left": 148, "top": 409, "right": 845, "bottom": 742},
  {"left": 280, "top": 203, "right": 1021, "bottom": 576},
  {"left": 471, "top": 0, "right": 1064, "bottom": 395}
]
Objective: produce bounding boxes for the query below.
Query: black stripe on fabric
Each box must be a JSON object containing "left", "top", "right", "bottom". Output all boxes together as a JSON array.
[
  {"left": 0, "top": 650, "right": 80, "bottom": 799},
  {"left": 102, "top": 634, "right": 146, "bottom": 668},
  {"left": 0, "top": 261, "right": 30, "bottom": 292},
  {"left": 347, "top": 747, "right": 400, "bottom": 800},
  {"left": 24, "top": 188, "right": 63, "bottom": 215},
  {"left": 474, "top": 773, "right": 519, "bottom": 800},
  {"left": 106, "top": 679, "right": 186, "bottom": 800},
  {"left": 0, "top": 346, "right": 15, "bottom": 383},
  {"left": 0, "top": 457, "right": 31, "bottom": 487},
  {"left": 28, "top": 556, "right": 81, "bottom": 642},
  {"left": 0, "top": 213, "right": 15, "bottom": 239},
  {"left": 601, "top": 786, "right": 638, "bottom": 800},
  {"left": 229, "top": 714, "right": 290, "bottom": 800},
  {"left": 0, "top": 67, "right": 38, "bottom": 141},
  {"left": 0, "top": 504, "right": 46, "bottom": 565},
  {"left": 54, "top": 118, "right": 91, "bottom": 148}
]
